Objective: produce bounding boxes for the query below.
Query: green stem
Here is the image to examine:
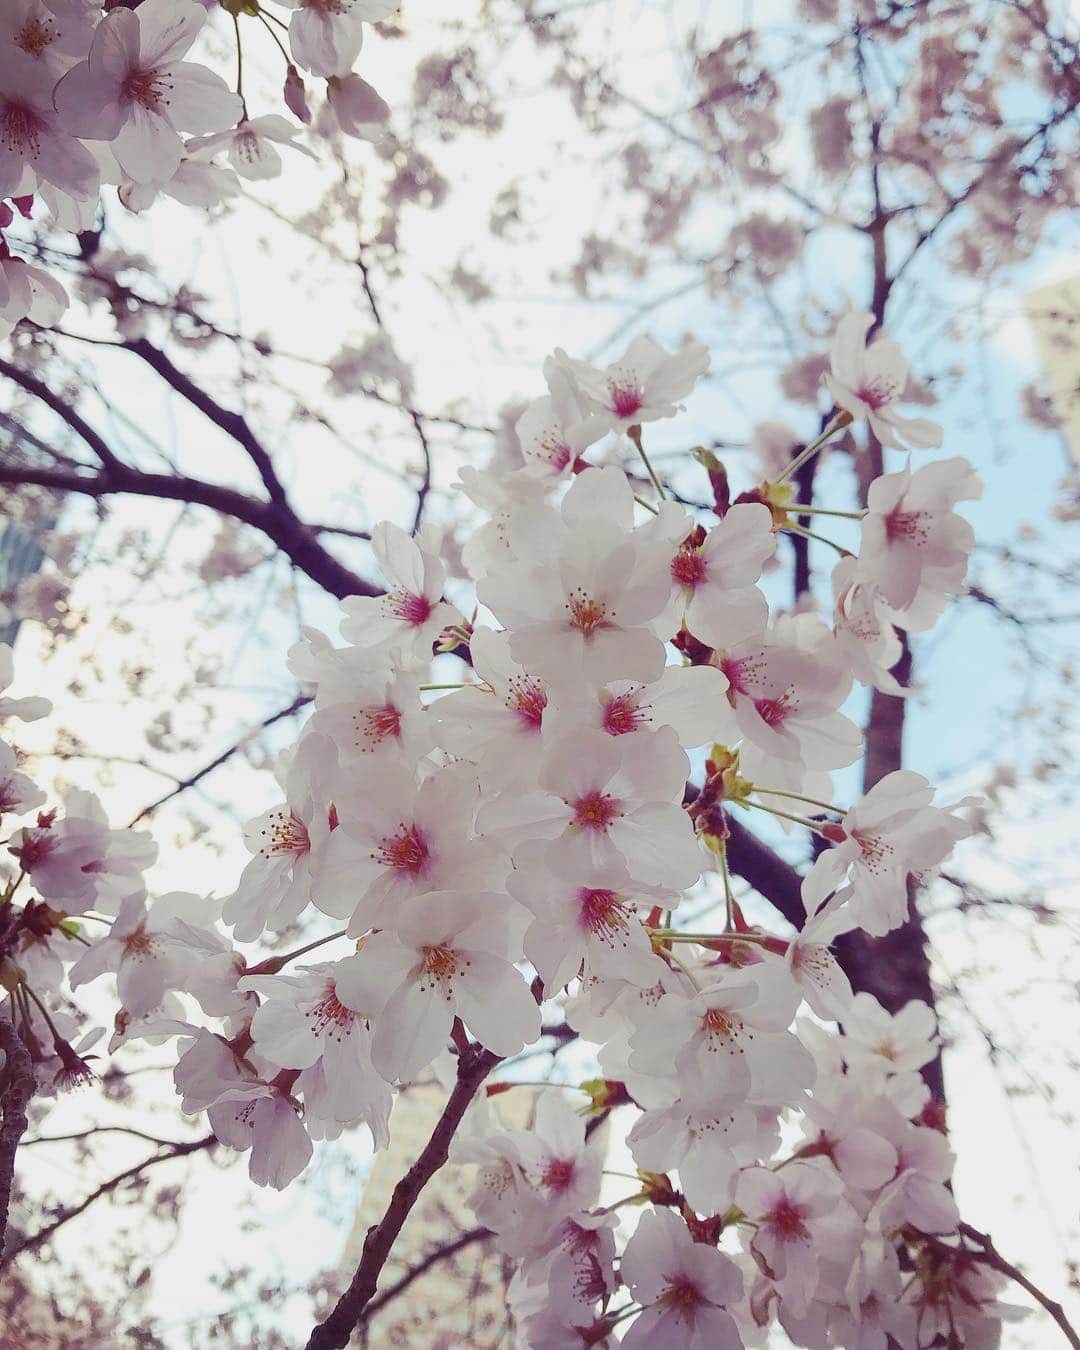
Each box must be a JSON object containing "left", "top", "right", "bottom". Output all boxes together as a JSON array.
[
  {"left": 780, "top": 522, "right": 850, "bottom": 556},
  {"left": 633, "top": 493, "right": 659, "bottom": 515},
  {"left": 419, "top": 682, "right": 471, "bottom": 692},
  {"left": 652, "top": 929, "right": 777, "bottom": 947},
  {"left": 774, "top": 412, "right": 849, "bottom": 485},
  {"left": 628, "top": 426, "right": 666, "bottom": 500},
  {"left": 753, "top": 786, "right": 841, "bottom": 813},
  {"left": 745, "top": 798, "right": 833, "bottom": 835},
  {"left": 257, "top": 10, "right": 294, "bottom": 65},
  {"left": 250, "top": 928, "right": 349, "bottom": 974},
  {"left": 231, "top": 13, "right": 248, "bottom": 118},
  {"left": 786, "top": 503, "right": 865, "bottom": 520}
]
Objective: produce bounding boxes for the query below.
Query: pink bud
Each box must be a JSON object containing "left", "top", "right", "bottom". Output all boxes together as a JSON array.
[{"left": 284, "top": 65, "right": 312, "bottom": 125}]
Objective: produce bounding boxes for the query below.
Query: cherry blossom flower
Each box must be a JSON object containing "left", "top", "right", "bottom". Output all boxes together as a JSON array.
[
  {"left": 0, "top": 51, "right": 99, "bottom": 200},
  {"left": 222, "top": 734, "right": 338, "bottom": 942},
  {"left": 339, "top": 520, "right": 461, "bottom": 666},
  {"left": 830, "top": 556, "right": 908, "bottom": 696},
  {"left": 238, "top": 962, "right": 392, "bottom": 1143},
  {"left": 786, "top": 891, "right": 856, "bottom": 1019},
  {"left": 515, "top": 357, "right": 606, "bottom": 480},
  {"left": 508, "top": 842, "right": 664, "bottom": 992},
  {"left": 0, "top": 248, "right": 69, "bottom": 337},
  {"left": 801, "top": 771, "right": 976, "bottom": 935},
  {"left": 333, "top": 891, "right": 540, "bottom": 1082},
  {"left": 736, "top": 1162, "right": 850, "bottom": 1315},
  {"left": 68, "top": 890, "right": 222, "bottom": 1017},
  {"left": 658, "top": 502, "right": 775, "bottom": 648},
  {"left": 8, "top": 789, "right": 156, "bottom": 914},
  {"left": 855, "top": 456, "right": 982, "bottom": 618},
  {"left": 279, "top": 0, "right": 399, "bottom": 79},
  {"left": 478, "top": 467, "right": 673, "bottom": 688},
  {"left": 208, "top": 1084, "right": 314, "bottom": 1190},
  {"left": 53, "top": 0, "right": 243, "bottom": 184},
  {"left": 841, "top": 994, "right": 939, "bottom": 1077},
  {"left": 619, "top": 1207, "right": 743, "bottom": 1350},
  {"left": 316, "top": 761, "right": 505, "bottom": 936},
  {"left": 323, "top": 73, "right": 391, "bottom": 139},
  {"left": 480, "top": 726, "right": 701, "bottom": 889},
  {"left": 549, "top": 663, "right": 729, "bottom": 748},
  {"left": 554, "top": 335, "right": 710, "bottom": 434},
  {"left": 0, "top": 645, "right": 50, "bottom": 722},
  {"left": 824, "top": 311, "right": 943, "bottom": 449},
  {"left": 187, "top": 115, "right": 316, "bottom": 181},
  {"left": 0, "top": 741, "right": 45, "bottom": 817}
]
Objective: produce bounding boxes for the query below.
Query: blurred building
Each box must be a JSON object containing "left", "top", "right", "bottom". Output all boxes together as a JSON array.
[{"left": 1024, "top": 276, "right": 1080, "bottom": 464}]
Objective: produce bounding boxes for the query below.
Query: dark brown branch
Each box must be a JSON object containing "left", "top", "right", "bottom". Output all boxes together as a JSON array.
[
  {"left": 306, "top": 1043, "right": 499, "bottom": 1350},
  {"left": 723, "top": 816, "right": 804, "bottom": 929},
  {"left": 128, "top": 693, "right": 312, "bottom": 826},
  {"left": 358, "top": 1225, "right": 491, "bottom": 1328},
  {"left": 123, "top": 337, "right": 290, "bottom": 510},
  {"left": 0, "top": 1012, "right": 34, "bottom": 1256},
  {"left": 3, "top": 1133, "right": 216, "bottom": 1265}
]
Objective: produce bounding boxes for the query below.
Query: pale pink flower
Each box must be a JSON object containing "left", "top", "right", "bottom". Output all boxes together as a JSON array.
[
  {"left": 824, "top": 311, "right": 943, "bottom": 449},
  {"left": 736, "top": 1162, "right": 849, "bottom": 1315},
  {"left": 550, "top": 663, "right": 729, "bottom": 748},
  {"left": 187, "top": 114, "right": 315, "bottom": 181},
  {"left": 508, "top": 841, "right": 663, "bottom": 992},
  {"left": 554, "top": 335, "right": 710, "bottom": 434},
  {"left": 339, "top": 521, "right": 461, "bottom": 667},
  {"left": 0, "top": 644, "right": 50, "bottom": 722},
  {"left": 479, "top": 726, "right": 701, "bottom": 890},
  {"left": 0, "top": 50, "right": 98, "bottom": 200},
  {"left": 801, "top": 771, "right": 976, "bottom": 935},
  {"left": 515, "top": 357, "right": 606, "bottom": 480},
  {"left": 830, "top": 556, "right": 908, "bottom": 696},
  {"left": 323, "top": 73, "right": 390, "bottom": 139},
  {"left": 279, "top": 0, "right": 398, "bottom": 78},
  {"left": 8, "top": 788, "right": 156, "bottom": 914},
  {"left": 208, "top": 1084, "right": 314, "bottom": 1190},
  {"left": 619, "top": 1207, "right": 743, "bottom": 1350},
  {"left": 0, "top": 248, "right": 69, "bottom": 336},
  {"left": 317, "top": 762, "right": 505, "bottom": 936},
  {"left": 855, "top": 456, "right": 982, "bottom": 618},
  {"left": 0, "top": 741, "right": 44, "bottom": 817},
  {"left": 222, "top": 734, "right": 337, "bottom": 942},
  {"left": 786, "top": 892, "right": 857, "bottom": 1020},
  {"left": 658, "top": 502, "right": 775, "bottom": 647},
  {"left": 239, "top": 962, "right": 392, "bottom": 1142},
  {"left": 478, "top": 466, "right": 672, "bottom": 688},
  {"left": 53, "top": 0, "right": 243, "bottom": 184},
  {"left": 842, "top": 994, "right": 939, "bottom": 1076},
  {"left": 333, "top": 891, "right": 540, "bottom": 1082}
]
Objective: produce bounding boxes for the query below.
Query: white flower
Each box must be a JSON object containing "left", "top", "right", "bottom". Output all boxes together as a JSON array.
[
  {"left": 830, "top": 556, "right": 908, "bottom": 696},
  {"left": 333, "top": 891, "right": 540, "bottom": 1082},
  {"left": 478, "top": 466, "right": 673, "bottom": 689},
  {"left": 339, "top": 521, "right": 461, "bottom": 667},
  {"left": 0, "top": 645, "right": 50, "bottom": 722},
  {"left": 279, "top": 0, "right": 398, "bottom": 78},
  {"left": 515, "top": 356, "right": 607, "bottom": 480},
  {"left": 323, "top": 73, "right": 390, "bottom": 139},
  {"left": 0, "top": 741, "right": 44, "bottom": 817},
  {"left": 824, "top": 311, "right": 943, "bottom": 449},
  {"left": 659, "top": 502, "right": 775, "bottom": 648},
  {"left": 187, "top": 114, "right": 315, "bottom": 181},
  {"left": 619, "top": 1207, "right": 743, "bottom": 1350},
  {"left": 855, "top": 456, "right": 982, "bottom": 619},
  {"left": 53, "top": 0, "right": 243, "bottom": 185},
  {"left": 554, "top": 335, "right": 710, "bottom": 434},
  {"left": 0, "top": 50, "right": 98, "bottom": 200}
]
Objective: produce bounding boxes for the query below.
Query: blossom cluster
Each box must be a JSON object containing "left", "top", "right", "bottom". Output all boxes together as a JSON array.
[
  {"left": 0, "top": 0, "right": 397, "bottom": 334},
  {"left": 0, "top": 313, "right": 1010, "bottom": 1346}
]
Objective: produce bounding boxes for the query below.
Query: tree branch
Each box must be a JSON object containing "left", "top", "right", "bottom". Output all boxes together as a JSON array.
[
  {"left": 2, "top": 1133, "right": 216, "bottom": 1266},
  {"left": 306, "top": 1043, "right": 499, "bottom": 1350},
  {"left": 0, "top": 1012, "right": 34, "bottom": 1256}
]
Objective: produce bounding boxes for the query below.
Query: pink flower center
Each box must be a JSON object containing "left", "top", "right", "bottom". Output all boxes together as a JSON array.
[
  {"left": 754, "top": 690, "right": 796, "bottom": 727},
  {"left": 766, "top": 1196, "right": 810, "bottom": 1242},
  {"left": 720, "top": 651, "right": 767, "bottom": 696},
  {"left": 601, "top": 690, "right": 646, "bottom": 735},
  {"left": 123, "top": 69, "right": 170, "bottom": 113},
  {"left": 608, "top": 380, "right": 643, "bottom": 419},
  {"left": 123, "top": 926, "right": 157, "bottom": 958},
  {"left": 15, "top": 17, "right": 56, "bottom": 59},
  {"left": 353, "top": 702, "right": 402, "bottom": 751},
  {"left": 307, "top": 986, "right": 356, "bottom": 1039},
  {"left": 856, "top": 377, "right": 899, "bottom": 411},
  {"left": 578, "top": 886, "right": 629, "bottom": 941},
  {"left": 12, "top": 829, "right": 56, "bottom": 871},
  {"left": 570, "top": 790, "right": 622, "bottom": 832},
  {"left": 660, "top": 1275, "right": 704, "bottom": 1317},
  {"left": 565, "top": 589, "right": 613, "bottom": 639},
  {"left": 540, "top": 1156, "right": 576, "bottom": 1192},
  {"left": 506, "top": 673, "right": 546, "bottom": 731},
  {"left": 671, "top": 546, "right": 708, "bottom": 590},
  {"left": 1, "top": 105, "right": 41, "bottom": 159},
  {"left": 531, "top": 430, "right": 571, "bottom": 473},
  {"left": 259, "top": 808, "right": 311, "bottom": 859},
  {"left": 384, "top": 589, "right": 433, "bottom": 627},
  {"left": 884, "top": 507, "right": 929, "bottom": 545},
  {"left": 374, "top": 823, "right": 429, "bottom": 875}
]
